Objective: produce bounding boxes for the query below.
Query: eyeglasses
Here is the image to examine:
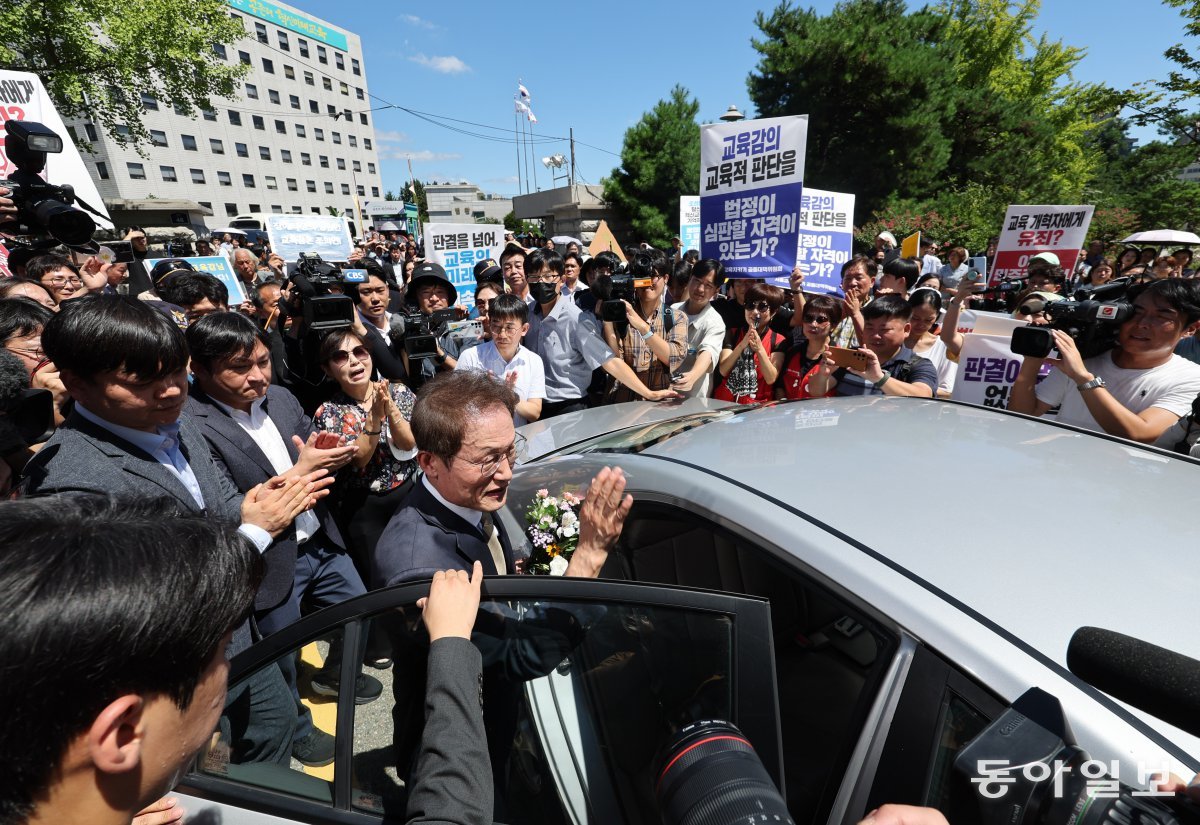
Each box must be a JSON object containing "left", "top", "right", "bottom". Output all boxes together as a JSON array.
[
  {"left": 803, "top": 314, "right": 831, "bottom": 324},
  {"left": 5, "top": 343, "right": 43, "bottom": 359},
  {"left": 689, "top": 278, "right": 718, "bottom": 291},
  {"left": 745, "top": 301, "right": 773, "bottom": 313},
  {"left": 490, "top": 323, "right": 522, "bottom": 335},
  {"left": 451, "top": 434, "right": 528, "bottom": 477},
  {"left": 329, "top": 345, "right": 370, "bottom": 366},
  {"left": 526, "top": 273, "right": 561, "bottom": 283},
  {"left": 43, "top": 276, "right": 83, "bottom": 288}
]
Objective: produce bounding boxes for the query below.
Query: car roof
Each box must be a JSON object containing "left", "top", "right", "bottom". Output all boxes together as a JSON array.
[{"left": 630, "top": 397, "right": 1200, "bottom": 670}]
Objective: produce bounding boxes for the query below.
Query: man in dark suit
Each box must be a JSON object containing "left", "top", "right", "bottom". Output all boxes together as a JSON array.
[
  {"left": 184, "top": 312, "right": 383, "bottom": 767},
  {"left": 20, "top": 295, "right": 329, "bottom": 767},
  {"left": 373, "top": 369, "right": 631, "bottom": 587}
]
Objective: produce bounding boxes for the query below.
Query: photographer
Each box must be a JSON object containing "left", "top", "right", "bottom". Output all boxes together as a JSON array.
[
  {"left": 396, "top": 262, "right": 465, "bottom": 390},
  {"left": 1009, "top": 279, "right": 1200, "bottom": 443}
]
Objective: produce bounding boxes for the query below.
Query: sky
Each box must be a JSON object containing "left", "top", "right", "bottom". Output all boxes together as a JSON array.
[{"left": 294, "top": 0, "right": 1194, "bottom": 200}]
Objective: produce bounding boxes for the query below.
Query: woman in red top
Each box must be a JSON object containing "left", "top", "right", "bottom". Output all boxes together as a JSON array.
[
  {"left": 776, "top": 294, "right": 843, "bottom": 400},
  {"left": 715, "top": 283, "right": 787, "bottom": 403}
]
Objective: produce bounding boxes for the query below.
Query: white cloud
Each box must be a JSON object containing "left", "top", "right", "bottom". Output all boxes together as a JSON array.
[
  {"left": 408, "top": 54, "right": 470, "bottom": 74},
  {"left": 400, "top": 14, "right": 437, "bottom": 29},
  {"left": 379, "top": 149, "right": 462, "bottom": 162},
  {"left": 374, "top": 129, "right": 410, "bottom": 143}
]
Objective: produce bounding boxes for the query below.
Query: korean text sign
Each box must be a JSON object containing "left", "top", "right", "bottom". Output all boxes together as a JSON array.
[
  {"left": 700, "top": 115, "right": 808, "bottom": 278},
  {"left": 679, "top": 196, "right": 701, "bottom": 254},
  {"left": 992, "top": 204, "right": 1094, "bottom": 284},
  {"left": 794, "top": 187, "right": 854, "bottom": 296},
  {"left": 951, "top": 333, "right": 1051, "bottom": 408},
  {"left": 187, "top": 256, "right": 247, "bottom": 304},
  {"left": 265, "top": 215, "right": 352, "bottom": 264},
  {"left": 425, "top": 223, "right": 504, "bottom": 307}
]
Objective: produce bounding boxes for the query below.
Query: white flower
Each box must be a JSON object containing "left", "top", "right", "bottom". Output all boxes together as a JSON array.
[
  {"left": 545, "top": 497, "right": 559, "bottom": 508},
  {"left": 559, "top": 525, "right": 577, "bottom": 538},
  {"left": 560, "top": 511, "right": 578, "bottom": 529},
  {"left": 549, "top": 555, "right": 569, "bottom": 576}
]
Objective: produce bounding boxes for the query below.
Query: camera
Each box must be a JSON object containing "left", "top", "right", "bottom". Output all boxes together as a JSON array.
[
  {"left": 400, "top": 307, "right": 458, "bottom": 359},
  {"left": 287, "top": 253, "right": 357, "bottom": 331},
  {"left": 1010, "top": 278, "right": 1134, "bottom": 360},
  {"left": 0, "top": 121, "right": 96, "bottom": 248},
  {"left": 601, "top": 251, "right": 655, "bottom": 323},
  {"left": 969, "top": 278, "right": 1026, "bottom": 313},
  {"left": 955, "top": 687, "right": 1198, "bottom": 825}
]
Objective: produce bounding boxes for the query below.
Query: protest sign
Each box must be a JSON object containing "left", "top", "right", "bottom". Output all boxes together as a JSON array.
[
  {"left": 900, "top": 231, "right": 921, "bottom": 260},
  {"left": 0, "top": 70, "right": 113, "bottom": 230},
  {"left": 425, "top": 223, "right": 504, "bottom": 307},
  {"left": 951, "top": 332, "right": 1051, "bottom": 408},
  {"left": 700, "top": 115, "right": 808, "bottom": 277},
  {"left": 992, "top": 204, "right": 1094, "bottom": 284},
  {"left": 954, "top": 308, "right": 1025, "bottom": 338},
  {"left": 266, "top": 214, "right": 352, "bottom": 263},
  {"left": 0, "top": 240, "right": 10, "bottom": 279},
  {"left": 794, "top": 187, "right": 854, "bottom": 296},
  {"left": 143, "top": 255, "right": 246, "bottom": 303},
  {"left": 589, "top": 220, "right": 625, "bottom": 261},
  {"left": 679, "top": 196, "right": 701, "bottom": 254}
]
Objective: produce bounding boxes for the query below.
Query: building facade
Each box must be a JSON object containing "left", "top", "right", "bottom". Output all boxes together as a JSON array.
[
  {"left": 425, "top": 182, "right": 513, "bottom": 224},
  {"left": 66, "top": 0, "right": 382, "bottom": 229}
]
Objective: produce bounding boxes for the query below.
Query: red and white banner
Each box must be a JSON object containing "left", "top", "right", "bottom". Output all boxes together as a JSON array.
[{"left": 991, "top": 204, "right": 1093, "bottom": 285}]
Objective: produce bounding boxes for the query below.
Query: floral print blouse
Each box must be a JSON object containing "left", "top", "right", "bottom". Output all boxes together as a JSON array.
[{"left": 314, "top": 383, "right": 417, "bottom": 493}]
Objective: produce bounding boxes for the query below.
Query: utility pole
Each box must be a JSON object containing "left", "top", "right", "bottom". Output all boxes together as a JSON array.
[{"left": 569, "top": 127, "right": 576, "bottom": 189}]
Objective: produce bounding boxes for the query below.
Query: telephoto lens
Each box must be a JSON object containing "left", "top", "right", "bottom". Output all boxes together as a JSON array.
[{"left": 655, "top": 720, "right": 793, "bottom": 825}]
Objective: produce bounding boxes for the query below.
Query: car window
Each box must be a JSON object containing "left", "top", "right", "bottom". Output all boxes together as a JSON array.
[{"left": 542, "top": 407, "right": 753, "bottom": 459}]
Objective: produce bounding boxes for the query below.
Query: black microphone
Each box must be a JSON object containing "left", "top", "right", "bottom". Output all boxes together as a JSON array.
[{"left": 1067, "top": 626, "right": 1200, "bottom": 740}]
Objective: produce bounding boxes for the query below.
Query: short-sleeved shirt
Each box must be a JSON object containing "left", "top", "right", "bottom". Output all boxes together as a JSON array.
[
  {"left": 673, "top": 300, "right": 726, "bottom": 398},
  {"left": 526, "top": 295, "right": 615, "bottom": 402},
  {"left": 611, "top": 303, "right": 690, "bottom": 403},
  {"left": 832, "top": 346, "right": 938, "bottom": 396},
  {"left": 314, "top": 384, "right": 417, "bottom": 493},
  {"left": 455, "top": 341, "right": 546, "bottom": 426},
  {"left": 1036, "top": 352, "right": 1200, "bottom": 435}
]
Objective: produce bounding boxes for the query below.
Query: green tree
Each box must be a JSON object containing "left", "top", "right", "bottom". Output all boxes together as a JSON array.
[
  {"left": 503, "top": 210, "right": 537, "bottom": 234},
  {"left": 403, "top": 179, "right": 428, "bottom": 224},
  {"left": 0, "top": 0, "right": 247, "bottom": 148},
  {"left": 384, "top": 190, "right": 399, "bottom": 201},
  {"left": 603, "top": 85, "right": 700, "bottom": 248}
]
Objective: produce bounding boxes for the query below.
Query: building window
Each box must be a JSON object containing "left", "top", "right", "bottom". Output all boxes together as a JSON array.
[
  {"left": 364, "top": 138, "right": 372, "bottom": 150},
  {"left": 341, "top": 183, "right": 350, "bottom": 195},
  {"left": 351, "top": 58, "right": 361, "bottom": 76},
  {"left": 284, "top": 64, "right": 295, "bottom": 80},
  {"left": 289, "top": 94, "right": 300, "bottom": 109},
  {"left": 317, "top": 45, "right": 327, "bottom": 64},
  {"left": 322, "top": 77, "right": 332, "bottom": 91},
  {"left": 327, "top": 104, "right": 337, "bottom": 116},
  {"left": 371, "top": 186, "right": 379, "bottom": 197},
  {"left": 198, "top": 201, "right": 212, "bottom": 212},
  {"left": 304, "top": 70, "right": 314, "bottom": 86},
  {"left": 218, "top": 171, "right": 232, "bottom": 186},
  {"left": 300, "top": 152, "right": 311, "bottom": 165},
  {"left": 181, "top": 134, "right": 197, "bottom": 150},
  {"left": 265, "top": 175, "right": 278, "bottom": 190},
  {"left": 140, "top": 93, "right": 158, "bottom": 111},
  {"left": 245, "top": 83, "right": 258, "bottom": 99},
  {"left": 149, "top": 130, "right": 168, "bottom": 147},
  {"left": 203, "top": 108, "right": 217, "bottom": 121},
  {"left": 286, "top": 178, "right": 298, "bottom": 191},
  {"left": 277, "top": 31, "right": 289, "bottom": 50},
  {"left": 356, "top": 87, "right": 364, "bottom": 100},
  {"left": 96, "top": 161, "right": 110, "bottom": 179},
  {"left": 271, "top": 204, "right": 283, "bottom": 214},
  {"left": 349, "top": 135, "right": 357, "bottom": 148},
  {"left": 281, "top": 149, "right": 292, "bottom": 163},
  {"left": 213, "top": 43, "right": 227, "bottom": 60},
  {"left": 296, "top": 124, "right": 306, "bottom": 138},
  {"left": 352, "top": 160, "right": 360, "bottom": 172},
  {"left": 311, "top": 207, "right": 321, "bottom": 214},
  {"left": 310, "top": 100, "right": 319, "bottom": 114},
  {"left": 359, "top": 112, "right": 368, "bottom": 126},
  {"left": 254, "top": 22, "right": 268, "bottom": 43},
  {"left": 268, "top": 89, "right": 280, "bottom": 105},
  {"left": 259, "top": 146, "right": 271, "bottom": 160},
  {"left": 367, "top": 162, "right": 375, "bottom": 174},
  {"left": 332, "top": 132, "right": 341, "bottom": 145},
  {"left": 340, "top": 82, "right": 349, "bottom": 96},
  {"left": 228, "top": 110, "right": 242, "bottom": 126},
  {"left": 314, "top": 128, "right": 324, "bottom": 141},
  {"left": 160, "top": 166, "right": 177, "bottom": 182},
  {"left": 343, "top": 108, "right": 351, "bottom": 121},
  {"left": 243, "top": 173, "right": 256, "bottom": 188},
  {"left": 225, "top": 203, "right": 238, "bottom": 217},
  {"left": 319, "top": 155, "right": 329, "bottom": 168},
  {"left": 238, "top": 50, "right": 251, "bottom": 65},
  {"left": 252, "top": 115, "right": 265, "bottom": 130},
  {"left": 298, "top": 39, "right": 309, "bottom": 57},
  {"left": 324, "top": 182, "right": 333, "bottom": 194},
  {"left": 337, "top": 158, "right": 346, "bottom": 170},
  {"left": 291, "top": 205, "right": 302, "bottom": 214},
  {"left": 335, "top": 52, "right": 345, "bottom": 70},
  {"left": 262, "top": 58, "right": 274, "bottom": 74},
  {"left": 356, "top": 185, "right": 365, "bottom": 197},
  {"left": 235, "top": 142, "right": 248, "bottom": 158},
  {"left": 274, "top": 120, "right": 286, "bottom": 134},
  {"left": 127, "top": 162, "right": 146, "bottom": 180},
  {"left": 173, "top": 102, "right": 189, "bottom": 116},
  {"left": 190, "top": 169, "right": 205, "bottom": 184},
  {"left": 210, "top": 138, "right": 224, "bottom": 154},
  {"left": 249, "top": 204, "right": 261, "bottom": 216},
  {"left": 306, "top": 180, "right": 316, "bottom": 193},
  {"left": 84, "top": 123, "right": 98, "bottom": 141}
]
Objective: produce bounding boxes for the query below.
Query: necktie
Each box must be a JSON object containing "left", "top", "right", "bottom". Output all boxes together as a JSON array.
[{"left": 479, "top": 512, "right": 508, "bottom": 575}]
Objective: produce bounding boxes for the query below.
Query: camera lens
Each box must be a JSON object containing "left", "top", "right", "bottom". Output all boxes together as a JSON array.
[
  {"left": 34, "top": 198, "right": 95, "bottom": 247},
  {"left": 655, "top": 720, "right": 793, "bottom": 825}
]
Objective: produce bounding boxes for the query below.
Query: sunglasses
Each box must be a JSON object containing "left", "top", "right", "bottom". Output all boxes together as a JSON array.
[
  {"left": 329, "top": 345, "right": 369, "bottom": 366},
  {"left": 803, "top": 314, "right": 831, "bottom": 324},
  {"left": 745, "top": 301, "right": 773, "bottom": 313}
]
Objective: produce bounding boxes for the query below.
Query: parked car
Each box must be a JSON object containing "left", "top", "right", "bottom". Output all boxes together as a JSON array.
[{"left": 175, "top": 397, "right": 1200, "bottom": 825}]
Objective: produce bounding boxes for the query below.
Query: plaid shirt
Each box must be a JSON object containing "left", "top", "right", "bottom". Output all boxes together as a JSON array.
[
  {"left": 612, "top": 304, "right": 689, "bottom": 402},
  {"left": 828, "top": 296, "right": 871, "bottom": 349}
]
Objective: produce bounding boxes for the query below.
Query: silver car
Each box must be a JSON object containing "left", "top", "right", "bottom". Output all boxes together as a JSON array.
[{"left": 176, "top": 397, "right": 1200, "bottom": 825}]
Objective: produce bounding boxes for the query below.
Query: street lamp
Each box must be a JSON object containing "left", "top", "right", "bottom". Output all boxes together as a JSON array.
[{"left": 719, "top": 105, "right": 745, "bottom": 123}]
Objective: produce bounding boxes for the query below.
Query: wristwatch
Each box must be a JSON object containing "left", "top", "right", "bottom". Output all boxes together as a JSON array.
[
  {"left": 1077, "top": 376, "right": 1106, "bottom": 392},
  {"left": 640, "top": 327, "right": 655, "bottom": 341}
]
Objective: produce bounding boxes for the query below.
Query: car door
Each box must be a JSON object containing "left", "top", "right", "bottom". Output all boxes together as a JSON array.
[{"left": 174, "top": 577, "right": 784, "bottom": 825}]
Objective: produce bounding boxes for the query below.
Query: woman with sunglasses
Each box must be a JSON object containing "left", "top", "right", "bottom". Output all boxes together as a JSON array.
[
  {"left": 776, "top": 294, "right": 842, "bottom": 399},
  {"left": 314, "top": 329, "right": 418, "bottom": 572},
  {"left": 715, "top": 283, "right": 787, "bottom": 403}
]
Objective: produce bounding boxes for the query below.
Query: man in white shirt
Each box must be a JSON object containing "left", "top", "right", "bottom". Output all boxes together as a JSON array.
[
  {"left": 455, "top": 293, "right": 545, "bottom": 425},
  {"left": 1010, "top": 279, "right": 1200, "bottom": 444},
  {"left": 670, "top": 258, "right": 727, "bottom": 397}
]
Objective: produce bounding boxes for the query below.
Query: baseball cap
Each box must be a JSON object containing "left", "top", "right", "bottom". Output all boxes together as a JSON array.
[
  {"left": 473, "top": 258, "right": 498, "bottom": 278},
  {"left": 149, "top": 258, "right": 197, "bottom": 288},
  {"left": 475, "top": 265, "right": 503, "bottom": 286},
  {"left": 1030, "top": 252, "right": 1061, "bottom": 266},
  {"left": 876, "top": 231, "right": 897, "bottom": 247},
  {"left": 407, "top": 261, "right": 457, "bottom": 304}
]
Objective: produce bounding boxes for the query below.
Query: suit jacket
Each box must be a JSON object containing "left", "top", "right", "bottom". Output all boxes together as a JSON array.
[
  {"left": 374, "top": 479, "right": 514, "bottom": 588},
  {"left": 185, "top": 385, "right": 346, "bottom": 611},
  {"left": 362, "top": 322, "right": 409, "bottom": 384}
]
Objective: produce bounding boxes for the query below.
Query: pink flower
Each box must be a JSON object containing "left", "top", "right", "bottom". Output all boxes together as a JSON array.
[{"left": 536, "top": 488, "right": 549, "bottom": 498}]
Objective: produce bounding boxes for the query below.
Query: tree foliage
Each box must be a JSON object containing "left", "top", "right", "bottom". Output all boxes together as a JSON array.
[
  {"left": 0, "top": 0, "right": 248, "bottom": 148},
  {"left": 403, "top": 179, "right": 428, "bottom": 224},
  {"left": 603, "top": 85, "right": 700, "bottom": 248}
]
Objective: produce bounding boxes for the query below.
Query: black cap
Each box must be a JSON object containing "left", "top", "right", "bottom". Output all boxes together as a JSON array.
[
  {"left": 475, "top": 265, "right": 503, "bottom": 286},
  {"left": 406, "top": 261, "right": 457, "bottom": 304},
  {"left": 148, "top": 258, "right": 196, "bottom": 288},
  {"left": 473, "top": 258, "right": 498, "bottom": 278}
]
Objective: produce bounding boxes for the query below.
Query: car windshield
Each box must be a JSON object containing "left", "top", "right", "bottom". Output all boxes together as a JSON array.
[{"left": 546, "top": 406, "right": 756, "bottom": 457}]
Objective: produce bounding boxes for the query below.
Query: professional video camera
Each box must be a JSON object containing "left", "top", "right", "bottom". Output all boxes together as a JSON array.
[
  {"left": 601, "top": 251, "right": 654, "bottom": 323},
  {"left": 1010, "top": 278, "right": 1134, "bottom": 360},
  {"left": 399, "top": 307, "right": 459, "bottom": 359},
  {"left": 286, "top": 253, "right": 366, "bottom": 331},
  {"left": 0, "top": 121, "right": 97, "bottom": 248},
  {"left": 968, "top": 277, "right": 1026, "bottom": 313},
  {"left": 0, "top": 351, "right": 55, "bottom": 456},
  {"left": 956, "top": 687, "right": 1199, "bottom": 825}
]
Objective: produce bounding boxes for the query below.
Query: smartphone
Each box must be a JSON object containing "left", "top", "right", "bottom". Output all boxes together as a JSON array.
[
  {"left": 314, "top": 432, "right": 342, "bottom": 450},
  {"left": 107, "top": 240, "right": 136, "bottom": 263},
  {"left": 827, "top": 346, "right": 870, "bottom": 372}
]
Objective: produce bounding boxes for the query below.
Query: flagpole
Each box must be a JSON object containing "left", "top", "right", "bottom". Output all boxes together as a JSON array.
[
  {"left": 531, "top": 119, "right": 539, "bottom": 192},
  {"left": 522, "top": 113, "right": 532, "bottom": 194},
  {"left": 514, "top": 109, "right": 523, "bottom": 196}
]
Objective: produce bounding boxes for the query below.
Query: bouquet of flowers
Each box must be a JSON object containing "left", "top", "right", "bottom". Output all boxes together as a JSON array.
[{"left": 523, "top": 488, "right": 581, "bottom": 575}]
